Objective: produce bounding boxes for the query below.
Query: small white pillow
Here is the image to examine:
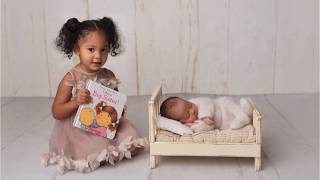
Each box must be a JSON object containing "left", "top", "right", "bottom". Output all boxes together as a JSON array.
[{"left": 156, "top": 116, "right": 193, "bottom": 135}]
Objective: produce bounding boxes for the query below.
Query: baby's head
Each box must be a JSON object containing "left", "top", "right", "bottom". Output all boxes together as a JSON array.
[
  {"left": 55, "top": 17, "right": 121, "bottom": 59},
  {"left": 160, "top": 97, "right": 198, "bottom": 124}
]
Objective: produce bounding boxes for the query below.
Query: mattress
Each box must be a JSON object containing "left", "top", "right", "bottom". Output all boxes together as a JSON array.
[{"left": 156, "top": 124, "right": 256, "bottom": 144}]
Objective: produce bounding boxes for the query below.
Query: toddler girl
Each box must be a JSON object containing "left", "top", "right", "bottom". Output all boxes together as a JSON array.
[{"left": 41, "top": 17, "right": 146, "bottom": 174}]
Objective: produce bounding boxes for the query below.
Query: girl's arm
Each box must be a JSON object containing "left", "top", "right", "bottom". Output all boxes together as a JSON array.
[{"left": 52, "top": 73, "right": 91, "bottom": 120}]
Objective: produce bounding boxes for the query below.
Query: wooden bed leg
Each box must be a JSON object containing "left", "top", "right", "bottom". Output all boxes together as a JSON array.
[
  {"left": 255, "top": 157, "right": 261, "bottom": 171},
  {"left": 150, "top": 155, "right": 156, "bottom": 169}
]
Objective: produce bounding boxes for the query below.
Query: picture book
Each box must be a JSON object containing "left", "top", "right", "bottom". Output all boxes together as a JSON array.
[{"left": 73, "top": 80, "right": 127, "bottom": 139}]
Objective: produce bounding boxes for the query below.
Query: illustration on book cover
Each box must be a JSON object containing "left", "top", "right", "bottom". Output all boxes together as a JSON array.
[{"left": 73, "top": 80, "right": 127, "bottom": 139}]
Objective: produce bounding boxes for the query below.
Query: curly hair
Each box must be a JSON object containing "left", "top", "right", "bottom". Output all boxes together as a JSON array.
[{"left": 55, "top": 17, "right": 121, "bottom": 59}]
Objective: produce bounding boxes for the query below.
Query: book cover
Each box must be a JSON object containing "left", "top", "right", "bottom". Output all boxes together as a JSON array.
[{"left": 73, "top": 80, "right": 127, "bottom": 139}]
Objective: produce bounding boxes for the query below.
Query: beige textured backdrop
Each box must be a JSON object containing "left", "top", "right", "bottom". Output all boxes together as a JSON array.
[{"left": 1, "top": 0, "right": 319, "bottom": 97}]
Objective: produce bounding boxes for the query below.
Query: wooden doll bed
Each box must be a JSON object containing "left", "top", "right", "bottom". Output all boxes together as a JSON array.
[{"left": 148, "top": 86, "right": 262, "bottom": 171}]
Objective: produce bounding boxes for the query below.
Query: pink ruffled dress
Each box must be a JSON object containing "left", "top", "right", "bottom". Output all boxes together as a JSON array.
[{"left": 41, "top": 67, "right": 146, "bottom": 174}]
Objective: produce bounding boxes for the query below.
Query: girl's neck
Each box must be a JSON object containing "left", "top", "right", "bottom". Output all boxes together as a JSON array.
[{"left": 74, "top": 64, "right": 100, "bottom": 75}]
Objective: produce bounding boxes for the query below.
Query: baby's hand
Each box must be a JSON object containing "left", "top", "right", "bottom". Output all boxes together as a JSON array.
[
  {"left": 75, "top": 89, "right": 91, "bottom": 106},
  {"left": 201, "top": 116, "right": 215, "bottom": 125},
  {"left": 185, "top": 123, "right": 194, "bottom": 127}
]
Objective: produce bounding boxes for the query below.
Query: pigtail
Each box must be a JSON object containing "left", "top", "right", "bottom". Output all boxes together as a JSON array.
[
  {"left": 100, "top": 17, "right": 121, "bottom": 56},
  {"left": 55, "top": 18, "right": 81, "bottom": 59}
]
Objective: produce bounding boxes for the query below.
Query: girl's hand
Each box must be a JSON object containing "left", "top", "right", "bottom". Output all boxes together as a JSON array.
[
  {"left": 74, "top": 89, "right": 91, "bottom": 106},
  {"left": 121, "top": 105, "right": 128, "bottom": 118}
]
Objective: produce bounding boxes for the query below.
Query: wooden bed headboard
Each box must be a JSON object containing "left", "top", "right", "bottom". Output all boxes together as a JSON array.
[{"left": 148, "top": 86, "right": 162, "bottom": 143}]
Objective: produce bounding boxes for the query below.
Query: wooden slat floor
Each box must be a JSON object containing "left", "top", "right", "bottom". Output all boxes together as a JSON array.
[{"left": 1, "top": 93, "right": 318, "bottom": 180}]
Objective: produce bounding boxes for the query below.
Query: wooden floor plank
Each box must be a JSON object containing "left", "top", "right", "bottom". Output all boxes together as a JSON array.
[
  {"left": 265, "top": 94, "right": 318, "bottom": 149},
  {"left": 1, "top": 98, "right": 52, "bottom": 149},
  {"left": 253, "top": 95, "right": 318, "bottom": 180}
]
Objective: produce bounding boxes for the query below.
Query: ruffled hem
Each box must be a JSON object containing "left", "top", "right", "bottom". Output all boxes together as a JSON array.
[{"left": 41, "top": 136, "right": 147, "bottom": 174}]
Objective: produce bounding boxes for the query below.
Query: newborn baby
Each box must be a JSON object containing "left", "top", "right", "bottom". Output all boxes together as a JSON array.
[{"left": 160, "top": 96, "right": 255, "bottom": 133}]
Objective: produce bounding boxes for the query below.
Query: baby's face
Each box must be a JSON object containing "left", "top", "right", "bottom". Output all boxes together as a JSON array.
[{"left": 172, "top": 98, "right": 198, "bottom": 124}]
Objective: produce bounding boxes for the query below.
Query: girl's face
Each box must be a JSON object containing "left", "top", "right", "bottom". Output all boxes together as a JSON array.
[{"left": 75, "top": 31, "right": 109, "bottom": 73}]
